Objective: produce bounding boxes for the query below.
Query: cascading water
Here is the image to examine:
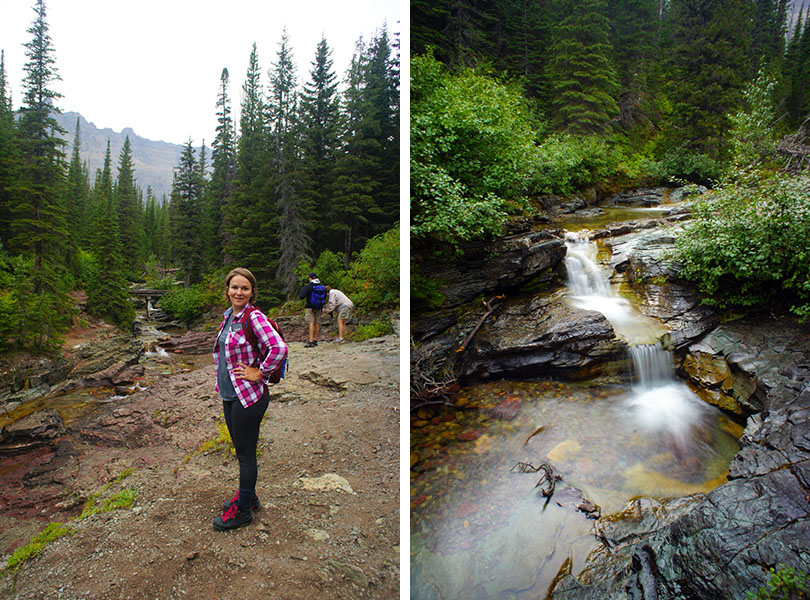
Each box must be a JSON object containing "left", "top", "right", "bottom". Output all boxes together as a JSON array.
[{"left": 564, "top": 231, "right": 712, "bottom": 450}]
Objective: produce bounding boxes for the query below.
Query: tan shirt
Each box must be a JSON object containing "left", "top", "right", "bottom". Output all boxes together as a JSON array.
[{"left": 323, "top": 289, "right": 354, "bottom": 314}]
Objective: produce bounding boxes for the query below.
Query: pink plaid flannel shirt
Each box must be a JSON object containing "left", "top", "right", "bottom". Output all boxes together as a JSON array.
[{"left": 212, "top": 304, "right": 288, "bottom": 408}]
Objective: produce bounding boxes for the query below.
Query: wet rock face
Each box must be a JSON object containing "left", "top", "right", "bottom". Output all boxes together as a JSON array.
[
  {"left": 609, "top": 228, "right": 718, "bottom": 349},
  {"left": 458, "top": 290, "right": 626, "bottom": 381},
  {"left": 681, "top": 319, "right": 810, "bottom": 416},
  {"left": 426, "top": 230, "right": 566, "bottom": 310},
  {"left": 0, "top": 356, "right": 73, "bottom": 405}
]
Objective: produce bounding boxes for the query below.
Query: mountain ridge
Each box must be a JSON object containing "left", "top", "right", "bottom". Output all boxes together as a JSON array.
[{"left": 55, "top": 111, "right": 195, "bottom": 202}]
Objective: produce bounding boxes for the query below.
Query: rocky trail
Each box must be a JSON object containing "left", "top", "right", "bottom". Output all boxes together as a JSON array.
[{"left": 0, "top": 328, "right": 401, "bottom": 599}]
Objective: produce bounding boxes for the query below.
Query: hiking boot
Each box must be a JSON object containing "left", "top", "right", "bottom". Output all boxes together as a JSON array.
[
  {"left": 213, "top": 504, "right": 253, "bottom": 531},
  {"left": 221, "top": 491, "right": 262, "bottom": 513}
]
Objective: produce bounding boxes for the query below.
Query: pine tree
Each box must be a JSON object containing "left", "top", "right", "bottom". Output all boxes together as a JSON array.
[
  {"left": 169, "top": 141, "right": 203, "bottom": 288},
  {"left": 13, "top": 0, "right": 68, "bottom": 294},
  {"left": 64, "top": 118, "right": 90, "bottom": 279},
  {"left": 0, "top": 50, "right": 21, "bottom": 247},
  {"left": 227, "top": 43, "right": 277, "bottom": 294},
  {"left": 299, "top": 37, "right": 341, "bottom": 257},
  {"left": 663, "top": 0, "right": 753, "bottom": 158},
  {"left": 545, "top": 0, "right": 619, "bottom": 135},
  {"left": 269, "top": 29, "right": 307, "bottom": 297},
  {"left": 204, "top": 67, "right": 236, "bottom": 270},
  {"left": 115, "top": 136, "right": 145, "bottom": 276}
]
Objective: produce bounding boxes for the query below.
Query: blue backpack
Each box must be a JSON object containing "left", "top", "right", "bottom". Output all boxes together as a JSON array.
[{"left": 309, "top": 283, "right": 327, "bottom": 309}]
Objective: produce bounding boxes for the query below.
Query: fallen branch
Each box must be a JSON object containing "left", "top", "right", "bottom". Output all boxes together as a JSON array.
[{"left": 456, "top": 295, "right": 505, "bottom": 353}]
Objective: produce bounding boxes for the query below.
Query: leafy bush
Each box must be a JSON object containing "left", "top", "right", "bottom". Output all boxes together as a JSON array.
[
  {"left": 747, "top": 564, "right": 810, "bottom": 600},
  {"left": 411, "top": 52, "right": 537, "bottom": 243},
  {"left": 296, "top": 250, "right": 349, "bottom": 292},
  {"left": 532, "top": 134, "right": 618, "bottom": 195},
  {"left": 160, "top": 285, "right": 206, "bottom": 324},
  {"left": 651, "top": 145, "right": 723, "bottom": 185},
  {"left": 346, "top": 225, "right": 399, "bottom": 309},
  {"left": 675, "top": 173, "right": 810, "bottom": 318}
]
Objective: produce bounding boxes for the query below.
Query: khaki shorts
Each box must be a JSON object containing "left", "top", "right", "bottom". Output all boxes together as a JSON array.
[
  {"left": 337, "top": 305, "right": 353, "bottom": 321},
  {"left": 305, "top": 308, "right": 322, "bottom": 324}
]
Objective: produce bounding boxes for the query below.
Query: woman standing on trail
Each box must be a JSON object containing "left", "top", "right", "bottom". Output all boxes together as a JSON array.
[{"left": 212, "top": 267, "right": 288, "bottom": 531}]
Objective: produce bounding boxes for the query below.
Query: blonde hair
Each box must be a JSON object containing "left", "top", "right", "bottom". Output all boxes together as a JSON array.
[{"left": 224, "top": 268, "right": 257, "bottom": 304}]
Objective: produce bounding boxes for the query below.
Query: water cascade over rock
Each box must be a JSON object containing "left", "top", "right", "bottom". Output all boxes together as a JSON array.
[{"left": 564, "top": 231, "right": 714, "bottom": 452}]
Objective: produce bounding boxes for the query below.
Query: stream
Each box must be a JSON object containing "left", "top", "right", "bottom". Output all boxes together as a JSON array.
[
  {"left": 410, "top": 227, "right": 742, "bottom": 599},
  {"left": 0, "top": 315, "right": 198, "bottom": 442}
]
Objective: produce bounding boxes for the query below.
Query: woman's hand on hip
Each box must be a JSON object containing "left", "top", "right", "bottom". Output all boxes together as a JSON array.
[{"left": 234, "top": 362, "right": 262, "bottom": 382}]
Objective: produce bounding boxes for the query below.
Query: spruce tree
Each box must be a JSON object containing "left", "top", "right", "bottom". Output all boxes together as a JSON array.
[
  {"left": 299, "top": 37, "right": 341, "bottom": 258},
  {"left": 227, "top": 43, "right": 277, "bottom": 293},
  {"left": 13, "top": 0, "right": 68, "bottom": 293},
  {"left": 86, "top": 142, "right": 133, "bottom": 328},
  {"left": 332, "top": 41, "right": 380, "bottom": 264},
  {"left": 269, "top": 29, "right": 307, "bottom": 297},
  {"left": 332, "top": 27, "right": 400, "bottom": 264},
  {"left": 663, "top": 0, "right": 753, "bottom": 158},
  {"left": 169, "top": 141, "right": 203, "bottom": 288},
  {"left": 495, "top": 0, "right": 555, "bottom": 101},
  {"left": 115, "top": 136, "right": 145, "bottom": 276},
  {"left": 545, "top": 0, "right": 619, "bottom": 135},
  {"left": 64, "top": 118, "right": 90, "bottom": 279},
  {"left": 607, "top": 0, "right": 661, "bottom": 132},
  {"left": 205, "top": 67, "right": 236, "bottom": 270},
  {"left": 0, "top": 50, "right": 21, "bottom": 248}
]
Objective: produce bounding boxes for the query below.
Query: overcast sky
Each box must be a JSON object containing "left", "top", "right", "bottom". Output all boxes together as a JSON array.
[{"left": 1, "top": 0, "right": 401, "bottom": 145}]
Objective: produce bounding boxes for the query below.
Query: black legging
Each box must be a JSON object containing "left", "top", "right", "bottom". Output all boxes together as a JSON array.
[{"left": 222, "top": 391, "right": 270, "bottom": 509}]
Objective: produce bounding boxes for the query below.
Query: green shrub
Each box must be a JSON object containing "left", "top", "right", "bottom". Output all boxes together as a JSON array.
[
  {"left": 347, "top": 225, "right": 400, "bottom": 309},
  {"left": 296, "top": 250, "right": 349, "bottom": 292},
  {"left": 160, "top": 285, "right": 206, "bottom": 324},
  {"left": 747, "top": 564, "right": 810, "bottom": 600},
  {"left": 411, "top": 52, "right": 537, "bottom": 243},
  {"left": 651, "top": 145, "right": 723, "bottom": 185},
  {"left": 675, "top": 172, "right": 810, "bottom": 318},
  {"left": 532, "top": 134, "right": 619, "bottom": 195}
]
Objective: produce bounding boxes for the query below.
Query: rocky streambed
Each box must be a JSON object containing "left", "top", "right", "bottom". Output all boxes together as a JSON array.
[{"left": 411, "top": 186, "right": 810, "bottom": 599}]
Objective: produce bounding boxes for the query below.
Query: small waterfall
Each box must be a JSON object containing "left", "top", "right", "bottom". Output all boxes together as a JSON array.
[
  {"left": 563, "top": 232, "right": 711, "bottom": 449},
  {"left": 628, "top": 343, "right": 674, "bottom": 389},
  {"left": 564, "top": 233, "right": 612, "bottom": 297}
]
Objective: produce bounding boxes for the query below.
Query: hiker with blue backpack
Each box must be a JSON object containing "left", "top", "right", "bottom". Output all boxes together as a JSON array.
[
  {"left": 212, "top": 267, "right": 288, "bottom": 531},
  {"left": 298, "top": 272, "right": 327, "bottom": 348}
]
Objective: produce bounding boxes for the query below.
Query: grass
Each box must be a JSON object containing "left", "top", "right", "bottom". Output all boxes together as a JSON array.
[{"left": 1, "top": 467, "right": 138, "bottom": 580}]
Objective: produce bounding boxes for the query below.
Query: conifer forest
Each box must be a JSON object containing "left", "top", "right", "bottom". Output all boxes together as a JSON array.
[{"left": 0, "top": 0, "right": 400, "bottom": 351}]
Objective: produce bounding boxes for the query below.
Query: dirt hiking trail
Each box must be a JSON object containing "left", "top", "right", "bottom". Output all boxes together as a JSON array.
[{"left": 1, "top": 334, "right": 400, "bottom": 599}]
